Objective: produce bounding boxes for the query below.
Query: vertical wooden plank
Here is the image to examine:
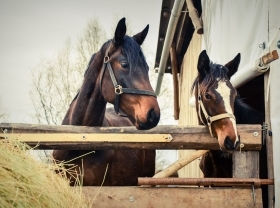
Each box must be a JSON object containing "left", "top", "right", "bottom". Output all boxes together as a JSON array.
[
  {"left": 264, "top": 70, "right": 274, "bottom": 208},
  {"left": 170, "top": 46, "right": 180, "bottom": 120},
  {"left": 232, "top": 151, "right": 259, "bottom": 178},
  {"left": 178, "top": 32, "right": 202, "bottom": 178}
]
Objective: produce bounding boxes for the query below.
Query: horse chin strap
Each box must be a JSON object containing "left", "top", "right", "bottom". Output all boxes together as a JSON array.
[
  {"left": 197, "top": 84, "right": 236, "bottom": 138},
  {"left": 99, "top": 41, "right": 157, "bottom": 115}
]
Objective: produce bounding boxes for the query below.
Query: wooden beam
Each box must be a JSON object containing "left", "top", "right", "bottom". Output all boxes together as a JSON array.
[
  {"left": 153, "top": 150, "right": 208, "bottom": 178},
  {"left": 264, "top": 70, "right": 274, "bottom": 207},
  {"left": 186, "top": 0, "right": 203, "bottom": 34},
  {"left": 262, "top": 50, "right": 278, "bottom": 65},
  {"left": 233, "top": 151, "right": 259, "bottom": 178},
  {"left": 170, "top": 46, "right": 180, "bottom": 120},
  {"left": 0, "top": 123, "right": 262, "bottom": 150},
  {"left": 83, "top": 186, "right": 262, "bottom": 208},
  {"left": 0, "top": 133, "right": 172, "bottom": 143}
]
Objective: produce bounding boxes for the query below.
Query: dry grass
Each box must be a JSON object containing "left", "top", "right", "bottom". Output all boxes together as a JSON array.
[{"left": 0, "top": 138, "right": 93, "bottom": 208}]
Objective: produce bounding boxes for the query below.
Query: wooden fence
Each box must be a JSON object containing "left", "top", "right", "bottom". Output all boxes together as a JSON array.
[{"left": 0, "top": 123, "right": 271, "bottom": 207}]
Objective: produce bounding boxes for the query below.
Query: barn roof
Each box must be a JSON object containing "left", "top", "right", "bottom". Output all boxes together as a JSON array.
[{"left": 154, "top": 0, "right": 202, "bottom": 74}]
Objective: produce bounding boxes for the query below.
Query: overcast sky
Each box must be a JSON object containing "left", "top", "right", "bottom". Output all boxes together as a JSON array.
[{"left": 0, "top": 0, "right": 163, "bottom": 123}]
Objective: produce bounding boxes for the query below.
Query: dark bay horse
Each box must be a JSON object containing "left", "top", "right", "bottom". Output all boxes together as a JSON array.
[
  {"left": 192, "top": 50, "right": 264, "bottom": 178},
  {"left": 53, "top": 18, "right": 160, "bottom": 186}
]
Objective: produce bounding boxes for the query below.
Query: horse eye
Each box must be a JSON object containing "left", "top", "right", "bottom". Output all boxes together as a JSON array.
[
  {"left": 205, "top": 94, "right": 212, "bottom": 99},
  {"left": 120, "top": 61, "right": 129, "bottom": 68}
]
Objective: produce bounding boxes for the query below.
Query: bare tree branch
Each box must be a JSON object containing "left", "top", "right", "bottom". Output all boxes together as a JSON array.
[{"left": 30, "top": 18, "right": 106, "bottom": 125}]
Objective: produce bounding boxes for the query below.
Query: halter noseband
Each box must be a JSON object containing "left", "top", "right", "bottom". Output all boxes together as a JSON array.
[
  {"left": 100, "top": 41, "right": 157, "bottom": 115},
  {"left": 197, "top": 84, "right": 236, "bottom": 137}
]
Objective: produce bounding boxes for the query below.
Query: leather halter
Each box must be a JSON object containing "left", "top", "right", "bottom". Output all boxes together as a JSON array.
[
  {"left": 100, "top": 41, "right": 157, "bottom": 115},
  {"left": 197, "top": 83, "right": 236, "bottom": 137}
]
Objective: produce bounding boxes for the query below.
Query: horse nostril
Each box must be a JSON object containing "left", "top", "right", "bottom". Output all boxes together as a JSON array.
[
  {"left": 148, "top": 110, "right": 153, "bottom": 122},
  {"left": 224, "top": 136, "right": 235, "bottom": 150},
  {"left": 147, "top": 109, "right": 160, "bottom": 125},
  {"left": 139, "top": 109, "right": 160, "bottom": 130}
]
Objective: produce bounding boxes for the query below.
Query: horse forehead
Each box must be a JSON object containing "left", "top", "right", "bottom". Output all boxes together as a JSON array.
[
  {"left": 214, "top": 81, "right": 234, "bottom": 115},
  {"left": 120, "top": 43, "right": 148, "bottom": 71},
  {"left": 215, "top": 81, "right": 232, "bottom": 101},
  {"left": 211, "top": 64, "right": 227, "bottom": 71}
]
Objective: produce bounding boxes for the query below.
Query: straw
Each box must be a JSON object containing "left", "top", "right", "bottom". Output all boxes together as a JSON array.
[{"left": 0, "top": 138, "right": 92, "bottom": 208}]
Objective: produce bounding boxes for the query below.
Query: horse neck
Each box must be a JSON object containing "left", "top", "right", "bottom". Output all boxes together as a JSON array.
[{"left": 64, "top": 53, "right": 107, "bottom": 126}]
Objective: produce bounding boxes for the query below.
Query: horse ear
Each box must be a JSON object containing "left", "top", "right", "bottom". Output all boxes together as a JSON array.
[
  {"left": 197, "top": 50, "right": 210, "bottom": 78},
  {"left": 133, "top": 24, "right": 149, "bottom": 45},
  {"left": 114, "top": 18, "right": 127, "bottom": 45},
  {"left": 225, "top": 53, "right": 241, "bottom": 78}
]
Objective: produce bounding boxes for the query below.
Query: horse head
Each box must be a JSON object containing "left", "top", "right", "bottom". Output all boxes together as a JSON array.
[
  {"left": 193, "top": 50, "right": 241, "bottom": 152},
  {"left": 97, "top": 18, "right": 160, "bottom": 130}
]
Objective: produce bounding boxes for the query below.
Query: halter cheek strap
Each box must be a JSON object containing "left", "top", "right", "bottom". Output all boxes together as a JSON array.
[
  {"left": 197, "top": 84, "right": 236, "bottom": 137},
  {"left": 99, "top": 41, "right": 157, "bottom": 115}
]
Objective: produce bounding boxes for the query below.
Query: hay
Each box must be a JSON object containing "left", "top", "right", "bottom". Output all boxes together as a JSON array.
[{"left": 0, "top": 138, "right": 92, "bottom": 208}]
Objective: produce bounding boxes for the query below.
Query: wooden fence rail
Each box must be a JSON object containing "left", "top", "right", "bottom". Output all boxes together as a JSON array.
[
  {"left": 0, "top": 123, "right": 261, "bottom": 150},
  {"left": 82, "top": 186, "right": 263, "bottom": 208}
]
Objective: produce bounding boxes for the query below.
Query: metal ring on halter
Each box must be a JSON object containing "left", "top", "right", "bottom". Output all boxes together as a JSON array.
[
  {"left": 207, "top": 117, "right": 212, "bottom": 124},
  {"left": 115, "top": 85, "right": 123, "bottom": 95},
  {"left": 104, "top": 56, "right": 109, "bottom": 63}
]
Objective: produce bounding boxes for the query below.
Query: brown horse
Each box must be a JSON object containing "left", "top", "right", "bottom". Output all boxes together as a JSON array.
[
  {"left": 191, "top": 50, "right": 264, "bottom": 177},
  {"left": 53, "top": 18, "right": 160, "bottom": 186}
]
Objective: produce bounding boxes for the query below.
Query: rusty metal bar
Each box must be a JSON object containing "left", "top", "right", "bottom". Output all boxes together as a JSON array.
[{"left": 138, "top": 177, "right": 274, "bottom": 188}]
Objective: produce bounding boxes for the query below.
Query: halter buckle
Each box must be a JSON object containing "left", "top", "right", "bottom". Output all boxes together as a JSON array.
[
  {"left": 206, "top": 117, "right": 212, "bottom": 124},
  {"left": 104, "top": 55, "right": 109, "bottom": 63},
  {"left": 115, "top": 85, "right": 123, "bottom": 95}
]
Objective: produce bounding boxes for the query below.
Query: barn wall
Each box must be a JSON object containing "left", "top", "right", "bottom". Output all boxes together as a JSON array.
[{"left": 178, "top": 32, "right": 202, "bottom": 178}]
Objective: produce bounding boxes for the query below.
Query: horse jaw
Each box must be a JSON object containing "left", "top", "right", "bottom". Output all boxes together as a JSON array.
[{"left": 128, "top": 96, "right": 160, "bottom": 130}]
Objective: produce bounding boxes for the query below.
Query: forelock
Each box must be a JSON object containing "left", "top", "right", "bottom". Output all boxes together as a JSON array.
[{"left": 122, "top": 36, "right": 147, "bottom": 72}]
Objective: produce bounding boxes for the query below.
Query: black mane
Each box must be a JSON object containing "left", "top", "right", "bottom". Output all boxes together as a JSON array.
[{"left": 234, "top": 95, "right": 264, "bottom": 124}]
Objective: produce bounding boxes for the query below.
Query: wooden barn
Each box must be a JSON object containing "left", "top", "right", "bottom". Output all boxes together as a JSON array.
[{"left": 154, "top": 0, "right": 279, "bottom": 207}]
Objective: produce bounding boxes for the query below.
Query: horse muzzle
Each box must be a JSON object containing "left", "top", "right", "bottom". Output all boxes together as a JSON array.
[
  {"left": 219, "top": 135, "right": 240, "bottom": 152},
  {"left": 137, "top": 109, "right": 160, "bottom": 130}
]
